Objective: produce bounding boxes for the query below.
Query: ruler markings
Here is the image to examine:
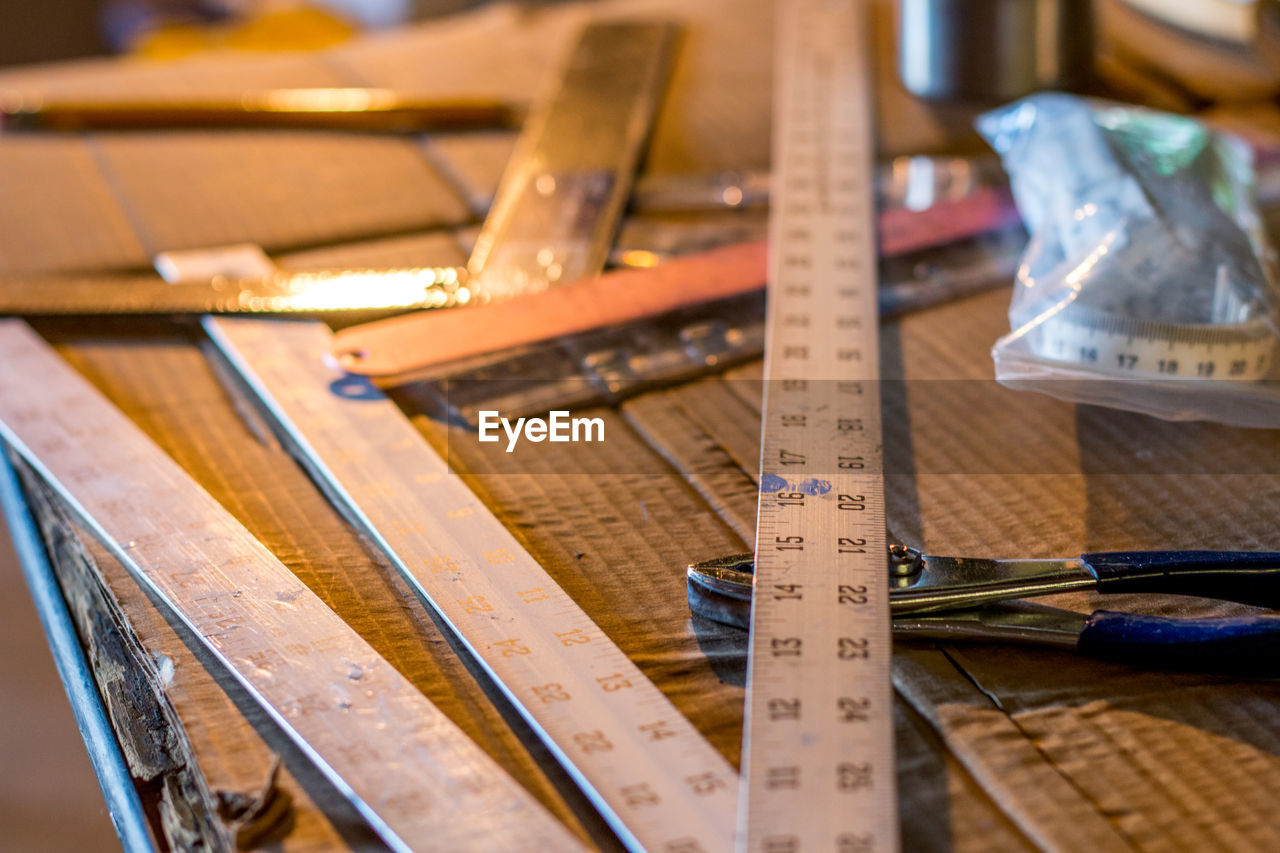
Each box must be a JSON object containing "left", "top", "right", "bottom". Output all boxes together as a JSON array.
[
  {"left": 1027, "top": 310, "right": 1274, "bottom": 380},
  {"left": 206, "top": 316, "right": 737, "bottom": 853},
  {"left": 0, "top": 319, "right": 582, "bottom": 853},
  {"left": 740, "top": 2, "right": 898, "bottom": 852}
]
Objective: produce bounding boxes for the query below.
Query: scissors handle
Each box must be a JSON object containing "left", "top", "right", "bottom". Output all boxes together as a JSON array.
[
  {"left": 1082, "top": 551, "right": 1280, "bottom": 609},
  {"left": 1078, "top": 611, "right": 1280, "bottom": 672}
]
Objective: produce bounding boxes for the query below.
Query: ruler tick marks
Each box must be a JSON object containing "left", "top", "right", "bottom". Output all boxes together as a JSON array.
[
  {"left": 739, "top": 2, "right": 898, "bottom": 851},
  {"left": 205, "top": 316, "right": 737, "bottom": 853}
]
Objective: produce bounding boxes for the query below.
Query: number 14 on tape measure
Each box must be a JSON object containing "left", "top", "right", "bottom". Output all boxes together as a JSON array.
[{"left": 740, "top": 2, "right": 899, "bottom": 852}]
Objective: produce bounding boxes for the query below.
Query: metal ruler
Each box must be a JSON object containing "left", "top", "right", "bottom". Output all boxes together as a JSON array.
[
  {"left": 424, "top": 224, "right": 1019, "bottom": 429},
  {"left": 0, "top": 319, "right": 584, "bottom": 853},
  {"left": 205, "top": 316, "right": 738, "bottom": 853},
  {"left": 740, "top": 1, "right": 898, "bottom": 851},
  {"left": 460, "top": 19, "right": 677, "bottom": 302},
  {"left": 0, "top": 265, "right": 467, "bottom": 317},
  {"left": 333, "top": 19, "right": 677, "bottom": 373},
  {"left": 1, "top": 89, "right": 517, "bottom": 133}
]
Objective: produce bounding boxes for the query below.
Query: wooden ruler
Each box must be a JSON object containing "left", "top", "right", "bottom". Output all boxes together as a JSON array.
[
  {"left": 0, "top": 319, "right": 584, "bottom": 853},
  {"left": 205, "top": 316, "right": 738, "bottom": 853},
  {"left": 739, "top": 2, "right": 898, "bottom": 851}
]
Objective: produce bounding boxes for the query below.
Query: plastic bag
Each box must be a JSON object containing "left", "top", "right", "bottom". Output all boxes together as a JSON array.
[{"left": 978, "top": 93, "right": 1280, "bottom": 427}]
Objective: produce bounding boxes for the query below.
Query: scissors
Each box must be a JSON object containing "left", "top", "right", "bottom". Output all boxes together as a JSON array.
[{"left": 686, "top": 547, "right": 1280, "bottom": 672}]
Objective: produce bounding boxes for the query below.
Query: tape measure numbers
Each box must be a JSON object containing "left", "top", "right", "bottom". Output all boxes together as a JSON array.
[
  {"left": 205, "top": 317, "right": 737, "bottom": 853},
  {"left": 1022, "top": 308, "right": 1275, "bottom": 381},
  {"left": 740, "top": 2, "right": 898, "bottom": 851},
  {"left": 0, "top": 319, "right": 582, "bottom": 853}
]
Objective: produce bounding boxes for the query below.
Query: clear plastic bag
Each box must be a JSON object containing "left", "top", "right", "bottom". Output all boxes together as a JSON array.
[{"left": 978, "top": 93, "right": 1280, "bottom": 427}]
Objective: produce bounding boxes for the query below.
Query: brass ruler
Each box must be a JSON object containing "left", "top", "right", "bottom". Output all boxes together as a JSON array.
[
  {"left": 739, "top": 2, "right": 898, "bottom": 851},
  {"left": 0, "top": 319, "right": 584, "bottom": 853}
]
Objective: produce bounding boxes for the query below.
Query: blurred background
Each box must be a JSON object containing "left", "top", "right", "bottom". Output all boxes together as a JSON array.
[{"left": 0, "top": 1, "right": 494, "bottom": 66}]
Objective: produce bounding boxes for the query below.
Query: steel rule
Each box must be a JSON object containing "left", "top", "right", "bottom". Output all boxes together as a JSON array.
[
  {"left": 204, "top": 316, "right": 738, "bottom": 853},
  {"left": 332, "top": 18, "right": 678, "bottom": 373},
  {"left": 447, "top": 18, "right": 677, "bottom": 303},
  {"left": 0, "top": 319, "right": 583, "bottom": 853},
  {"left": 0, "top": 265, "right": 470, "bottom": 317},
  {"left": 740, "top": 1, "right": 898, "bottom": 851}
]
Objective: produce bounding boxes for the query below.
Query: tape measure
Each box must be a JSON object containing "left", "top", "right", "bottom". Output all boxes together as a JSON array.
[
  {"left": 1018, "top": 307, "right": 1275, "bottom": 381},
  {"left": 739, "top": 2, "right": 898, "bottom": 851},
  {"left": 205, "top": 316, "right": 737, "bottom": 853},
  {"left": 0, "top": 319, "right": 583, "bottom": 853}
]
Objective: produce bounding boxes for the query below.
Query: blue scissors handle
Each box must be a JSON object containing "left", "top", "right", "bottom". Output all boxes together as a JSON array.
[
  {"left": 1079, "top": 610, "right": 1280, "bottom": 671},
  {"left": 1082, "top": 551, "right": 1280, "bottom": 610}
]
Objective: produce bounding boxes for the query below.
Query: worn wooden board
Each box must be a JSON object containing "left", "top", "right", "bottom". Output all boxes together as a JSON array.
[{"left": 36, "top": 322, "right": 609, "bottom": 849}]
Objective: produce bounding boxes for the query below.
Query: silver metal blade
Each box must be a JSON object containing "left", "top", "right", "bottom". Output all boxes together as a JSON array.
[
  {"left": 0, "top": 267, "right": 467, "bottom": 316},
  {"left": 0, "top": 318, "right": 584, "bottom": 853}
]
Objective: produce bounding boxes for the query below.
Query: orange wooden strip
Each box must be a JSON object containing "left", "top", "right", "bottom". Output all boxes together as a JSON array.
[{"left": 332, "top": 240, "right": 767, "bottom": 377}]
